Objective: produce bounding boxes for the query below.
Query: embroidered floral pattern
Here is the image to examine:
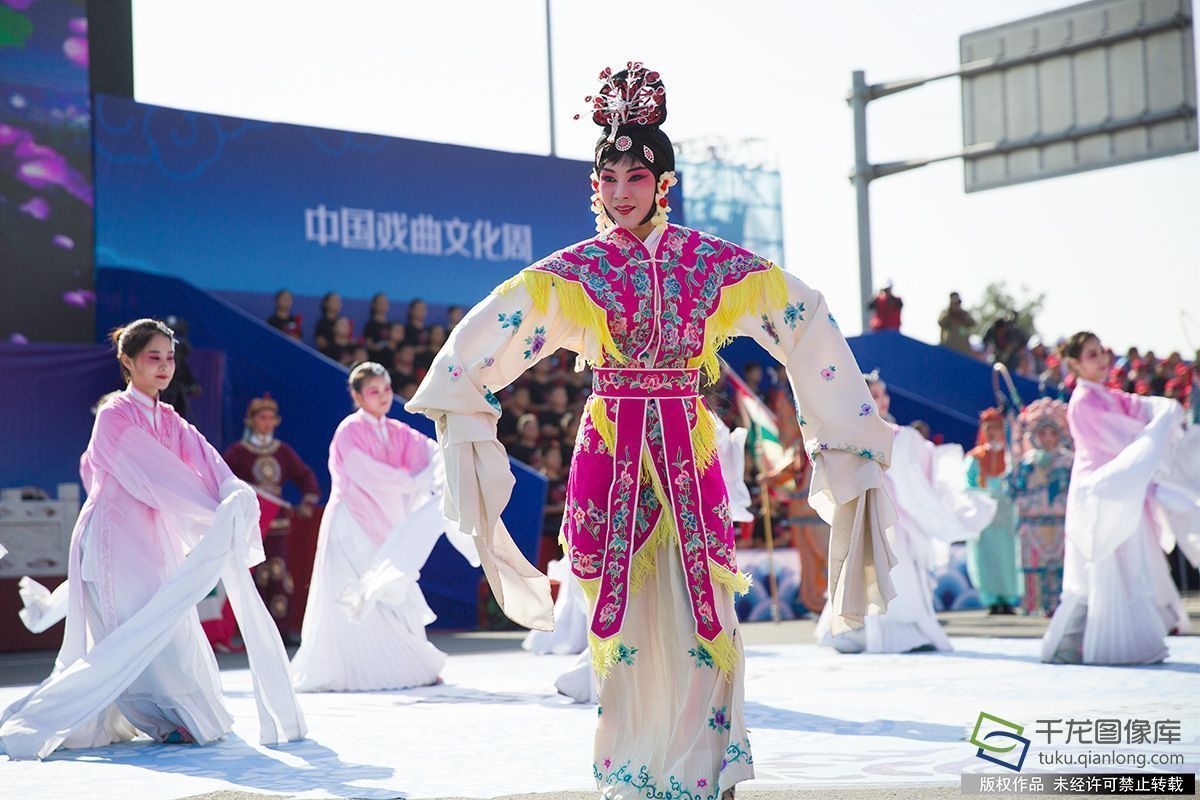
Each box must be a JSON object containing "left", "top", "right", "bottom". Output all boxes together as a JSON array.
[
  {"left": 594, "top": 762, "right": 720, "bottom": 800},
  {"left": 783, "top": 301, "right": 806, "bottom": 330},
  {"left": 615, "top": 642, "right": 638, "bottom": 666},
  {"left": 807, "top": 441, "right": 887, "bottom": 466},
  {"left": 568, "top": 543, "right": 600, "bottom": 576},
  {"left": 593, "top": 368, "right": 697, "bottom": 395},
  {"left": 760, "top": 314, "right": 780, "bottom": 345},
  {"left": 708, "top": 706, "right": 731, "bottom": 731},
  {"left": 483, "top": 388, "right": 502, "bottom": 412},
  {"left": 448, "top": 364, "right": 463, "bottom": 382},
  {"left": 497, "top": 309, "right": 523, "bottom": 333},
  {"left": 820, "top": 365, "right": 837, "bottom": 381},
  {"left": 712, "top": 498, "right": 732, "bottom": 528},
  {"left": 858, "top": 403, "right": 872, "bottom": 417},
  {"left": 725, "top": 738, "right": 754, "bottom": 767},
  {"left": 688, "top": 644, "right": 715, "bottom": 669},
  {"left": 522, "top": 326, "right": 546, "bottom": 360}
]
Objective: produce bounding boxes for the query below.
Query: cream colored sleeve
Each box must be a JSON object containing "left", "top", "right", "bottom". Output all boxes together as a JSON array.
[
  {"left": 406, "top": 278, "right": 577, "bottom": 631},
  {"left": 732, "top": 267, "right": 898, "bottom": 634}
]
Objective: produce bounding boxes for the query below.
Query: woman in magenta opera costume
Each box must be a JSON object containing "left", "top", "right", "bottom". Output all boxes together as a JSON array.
[
  {"left": 1042, "top": 332, "right": 1200, "bottom": 666},
  {"left": 406, "top": 64, "right": 898, "bottom": 799},
  {"left": 0, "top": 319, "right": 305, "bottom": 760},
  {"left": 291, "top": 363, "right": 478, "bottom": 692}
]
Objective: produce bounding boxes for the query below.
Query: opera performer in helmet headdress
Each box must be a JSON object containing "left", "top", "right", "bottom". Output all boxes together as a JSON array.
[{"left": 1011, "top": 397, "right": 1073, "bottom": 617}]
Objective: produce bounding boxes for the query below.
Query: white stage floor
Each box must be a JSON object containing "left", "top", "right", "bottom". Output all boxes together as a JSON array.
[{"left": 1, "top": 637, "right": 1197, "bottom": 799}]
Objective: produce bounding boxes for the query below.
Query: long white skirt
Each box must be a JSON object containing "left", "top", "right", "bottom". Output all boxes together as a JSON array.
[
  {"left": 815, "top": 524, "right": 950, "bottom": 654},
  {"left": 523, "top": 557, "right": 589, "bottom": 656},
  {"left": 555, "top": 649, "right": 598, "bottom": 704},
  {"left": 592, "top": 542, "right": 752, "bottom": 800},
  {"left": 70, "top": 516, "right": 232, "bottom": 747},
  {"left": 1042, "top": 505, "right": 1172, "bottom": 665},
  {"left": 291, "top": 502, "right": 445, "bottom": 691}
]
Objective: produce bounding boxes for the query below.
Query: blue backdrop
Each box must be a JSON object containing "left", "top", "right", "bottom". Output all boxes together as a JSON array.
[{"left": 92, "top": 94, "right": 605, "bottom": 305}]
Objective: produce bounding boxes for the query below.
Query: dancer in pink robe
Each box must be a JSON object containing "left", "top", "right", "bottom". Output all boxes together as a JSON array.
[
  {"left": 1042, "top": 331, "right": 1194, "bottom": 665},
  {"left": 0, "top": 318, "right": 305, "bottom": 760},
  {"left": 292, "top": 363, "right": 476, "bottom": 692}
]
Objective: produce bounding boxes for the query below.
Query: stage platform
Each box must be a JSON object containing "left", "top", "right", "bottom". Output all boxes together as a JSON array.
[{"left": 1, "top": 625, "right": 1197, "bottom": 800}]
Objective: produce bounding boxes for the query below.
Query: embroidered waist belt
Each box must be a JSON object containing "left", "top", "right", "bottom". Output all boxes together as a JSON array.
[{"left": 589, "top": 367, "right": 726, "bottom": 647}]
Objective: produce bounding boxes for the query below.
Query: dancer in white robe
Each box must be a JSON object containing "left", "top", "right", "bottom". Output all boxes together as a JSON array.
[
  {"left": 291, "top": 363, "right": 478, "bottom": 692},
  {"left": 1042, "top": 332, "right": 1199, "bottom": 665},
  {"left": 1, "top": 318, "right": 305, "bottom": 759},
  {"left": 817, "top": 372, "right": 996, "bottom": 653}
]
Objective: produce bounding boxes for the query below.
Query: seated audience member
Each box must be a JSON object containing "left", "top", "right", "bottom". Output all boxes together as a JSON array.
[
  {"left": 267, "top": 289, "right": 302, "bottom": 340},
  {"left": 390, "top": 343, "right": 419, "bottom": 389},
  {"left": 404, "top": 298, "right": 430, "bottom": 347},
  {"left": 499, "top": 385, "right": 533, "bottom": 445},
  {"left": 314, "top": 291, "right": 343, "bottom": 350},
  {"left": 362, "top": 292, "right": 392, "bottom": 351},
  {"left": 509, "top": 413, "right": 541, "bottom": 466},
  {"left": 446, "top": 305, "right": 466, "bottom": 332},
  {"left": 320, "top": 316, "right": 356, "bottom": 364}
]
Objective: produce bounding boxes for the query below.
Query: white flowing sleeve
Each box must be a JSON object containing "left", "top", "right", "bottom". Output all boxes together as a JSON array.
[
  {"left": 732, "top": 267, "right": 898, "bottom": 634},
  {"left": 405, "top": 276, "right": 579, "bottom": 631}
]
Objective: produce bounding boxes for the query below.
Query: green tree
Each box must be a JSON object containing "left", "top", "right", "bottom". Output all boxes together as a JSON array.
[{"left": 969, "top": 281, "right": 1046, "bottom": 339}]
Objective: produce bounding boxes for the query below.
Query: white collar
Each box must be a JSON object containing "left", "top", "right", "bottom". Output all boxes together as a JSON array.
[
  {"left": 249, "top": 433, "right": 274, "bottom": 447},
  {"left": 359, "top": 409, "right": 390, "bottom": 441},
  {"left": 126, "top": 384, "right": 160, "bottom": 410}
]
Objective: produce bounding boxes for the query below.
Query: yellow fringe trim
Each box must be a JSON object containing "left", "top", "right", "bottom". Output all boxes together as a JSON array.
[
  {"left": 691, "top": 265, "right": 789, "bottom": 384},
  {"left": 590, "top": 632, "right": 624, "bottom": 678},
  {"left": 697, "top": 630, "right": 738, "bottom": 679},
  {"left": 497, "top": 269, "right": 627, "bottom": 365},
  {"left": 710, "top": 561, "right": 753, "bottom": 596}
]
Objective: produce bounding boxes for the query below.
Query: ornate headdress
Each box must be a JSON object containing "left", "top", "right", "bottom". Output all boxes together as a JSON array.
[
  {"left": 580, "top": 62, "right": 677, "bottom": 233},
  {"left": 969, "top": 407, "right": 1008, "bottom": 483},
  {"left": 244, "top": 393, "right": 280, "bottom": 423},
  {"left": 1014, "top": 397, "right": 1072, "bottom": 458}
]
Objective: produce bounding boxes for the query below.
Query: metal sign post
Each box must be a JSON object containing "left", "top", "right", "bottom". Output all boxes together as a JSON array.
[{"left": 848, "top": 0, "right": 1196, "bottom": 330}]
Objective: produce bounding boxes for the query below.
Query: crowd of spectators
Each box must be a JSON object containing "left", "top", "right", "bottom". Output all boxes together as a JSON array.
[
  {"left": 930, "top": 290, "right": 1198, "bottom": 406},
  {"left": 265, "top": 289, "right": 465, "bottom": 401}
]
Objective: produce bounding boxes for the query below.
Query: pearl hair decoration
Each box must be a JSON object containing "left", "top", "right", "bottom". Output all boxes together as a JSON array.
[
  {"left": 573, "top": 62, "right": 666, "bottom": 143},
  {"left": 650, "top": 171, "right": 677, "bottom": 230},
  {"left": 589, "top": 170, "right": 614, "bottom": 234},
  {"left": 642, "top": 145, "right": 655, "bottom": 163},
  {"left": 615, "top": 135, "right": 633, "bottom": 152}
]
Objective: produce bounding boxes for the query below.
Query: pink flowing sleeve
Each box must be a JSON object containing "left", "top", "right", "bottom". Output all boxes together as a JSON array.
[
  {"left": 88, "top": 405, "right": 227, "bottom": 540},
  {"left": 336, "top": 428, "right": 422, "bottom": 496}
]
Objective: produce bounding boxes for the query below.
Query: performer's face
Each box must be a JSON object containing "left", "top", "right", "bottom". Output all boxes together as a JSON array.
[
  {"left": 355, "top": 375, "right": 394, "bottom": 417},
  {"left": 252, "top": 410, "right": 280, "bottom": 436},
  {"left": 123, "top": 333, "right": 175, "bottom": 396},
  {"left": 983, "top": 420, "right": 1004, "bottom": 445},
  {"left": 1037, "top": 426, "right": 1060, "bottom": 451},
  {"left": 1069, "top": 337, "right": 1109, "bottom": 383},
  {"left": 598, "top": 158, "right": 656, "bottom": 232},
  {"left": 868, "top": 381, "right": 890, "bottom": 418}
]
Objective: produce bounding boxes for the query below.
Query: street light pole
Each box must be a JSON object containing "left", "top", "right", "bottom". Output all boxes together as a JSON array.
[
  {"left": 849, "top": 70, "right": 874, "bottom": 332},
  {"left": 545, "top": 0, "right": 557, "bottom": 157}
]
